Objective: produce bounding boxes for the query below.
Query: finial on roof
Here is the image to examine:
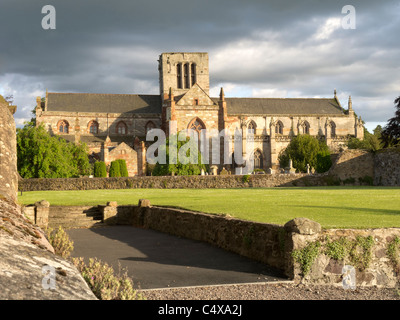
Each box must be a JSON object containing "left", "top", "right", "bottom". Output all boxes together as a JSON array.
[
  {"left": 219, "top": 87, "right": 225, "bottom": 101},
  {"left": 348, "top": 95, "right": 353, "bottom": 110},
  {"left": 334, "top": 89, "right": 337, "bottom": 97}
]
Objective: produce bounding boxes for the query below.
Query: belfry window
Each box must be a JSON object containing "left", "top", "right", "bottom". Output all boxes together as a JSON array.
[
  {"left": 191, "top": 63, "right": 197, "bottom": 86},
  {"left": 177, "top": 63, "right": 182, "bottom": 89},
  {"left": 184, "top": 63, "right": 190, "bottom": 89}
]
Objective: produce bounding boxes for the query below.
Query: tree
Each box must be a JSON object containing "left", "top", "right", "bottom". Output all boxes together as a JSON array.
[
  {"left": 93, "top": 161, "right": 107, "bottom": 177},
  {"left": 381, "top": 96, "right": 400, "bottom": 147},
  {"left": 117, "top": 159, "right": 129, "bottom": 177},
  {"left": 109, "top": 160, "right": 121, "bottom": 177},
  {"left": 347, "top": 126, "right": 384, "bottom": 152},
  {"left": 278, "top": 134, "right": 331, "bottom": 173},
  {"left": 17, "top": 122, "right": 91, "bottom": 178},
  {"left": 152, "top": 135, "right": 209, "bottom": 176}
]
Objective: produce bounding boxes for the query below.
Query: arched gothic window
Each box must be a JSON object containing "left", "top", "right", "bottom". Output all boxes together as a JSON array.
[
  {"left": 116, "top": 121, "right": 127, "bottom": 135},
  {"left": 300, "top": 121, "right": 310, "bottom": 135},
  {"left": 254, "top": 149, "right": 263, "bottom": 170},
  {"left": 248, "top": 121, "right": 256, "bottom": 134},
  {"left": 188, "top": 117, "right": 206, "bottom": 133},
  {"left": 275, "top": 121, "right": 284, "bottom": 135},
  {"left": 88, "top": 120, "right": 99, "bottom": 134},
  {"left": 145, "top": 121, "right": 156, "bottom": 133},
  {"left": 58, "top": 120, "right": 69, "bottom": 134},
  {"left": 330, "top": 121, "right": 336, "bottom": 137}
]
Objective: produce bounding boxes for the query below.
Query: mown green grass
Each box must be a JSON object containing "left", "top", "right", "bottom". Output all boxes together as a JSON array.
[{"left": 18, "top": 187, "right": 400, "bottom": 229}]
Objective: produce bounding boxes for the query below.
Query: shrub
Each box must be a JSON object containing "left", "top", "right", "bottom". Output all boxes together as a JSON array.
[
  {"left": 359, "top": 175, "right": 374, "bottom": 186},
  {"left": 72, "top": 257, "right": 145, "bottom": 300},
  {"left": 117, "top": 159, "right": 129, "bottom": 177},
  {"left": 279, "top": 134, "right": 331, "bottom": 173},
  {"left": 94, "top": 161, "right": 107, "bottom": 177},
  {"left": 109, "top": 161, "right": 121, "bottom": 177},
  {"left": 46, "top": 226, "right": 74, "bottom": 259},
  {"left": 315, "top": 150, "right": 332, "bottom": 173}
]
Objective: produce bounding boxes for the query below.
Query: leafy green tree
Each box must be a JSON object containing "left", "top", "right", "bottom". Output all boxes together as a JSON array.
[
  {"left": 93, "top": 161, "right": 107, "bottom": 177},
  {"left": 152, "top": 135, "right": 209, "bottom": 176},
  {"left": 347, "top": 126, "right": 384, "bottom": 152},
  {"left": 117, "top": 159, "right": 129, "bottom": 177},
  {"left": 381, "top": 96, "right": 400, "bottom": 147},
  {"left": 109, "top": 160, "right": 121, "bottom": 177},
  {"left": 278, "top": 134, "right": 331, "bottom": 173},
  {"left": 315, "top": 149, "right": 332, "bottom": 173},
  {"left": 17, "top": 122, "right": 91, "bottom": 178}
]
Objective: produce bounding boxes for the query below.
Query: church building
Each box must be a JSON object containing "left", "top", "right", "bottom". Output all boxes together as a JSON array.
[{"left": 35, "top": 52, "right": 364, "bottom": 176}]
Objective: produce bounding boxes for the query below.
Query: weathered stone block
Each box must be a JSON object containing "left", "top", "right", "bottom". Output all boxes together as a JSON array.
[
  {"left": 138, "top": 199, "right": 151, "bottom": 207},
  {"left": 284, "top": 217, "right": 321, "bottom": 235}
]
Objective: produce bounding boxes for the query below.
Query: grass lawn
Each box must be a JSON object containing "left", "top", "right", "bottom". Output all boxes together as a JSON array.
[{"left": 18, "top": 187, "right": 400, "bottom": 229}]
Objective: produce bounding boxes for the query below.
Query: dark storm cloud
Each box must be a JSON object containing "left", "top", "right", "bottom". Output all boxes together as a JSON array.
[{"left": 0, "top": 0, "right": 399, "bottom": 128}]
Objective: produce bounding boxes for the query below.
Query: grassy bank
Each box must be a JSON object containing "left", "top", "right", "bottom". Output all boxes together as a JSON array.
[{"left": 18, "top": 187, "right": 400, "bottom": 229}]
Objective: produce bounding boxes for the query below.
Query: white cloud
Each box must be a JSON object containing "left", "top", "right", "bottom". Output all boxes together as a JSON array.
[{"left": 313, "top": 17, "right": 342, "bottom": 40}]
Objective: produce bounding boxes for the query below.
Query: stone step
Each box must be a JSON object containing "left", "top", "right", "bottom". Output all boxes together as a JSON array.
[
  {"left": 48, "top": 220, "right": 104, "bottom": 229},
  {"left": 49, "top": 211, "right": 102, "bottom": 219}
]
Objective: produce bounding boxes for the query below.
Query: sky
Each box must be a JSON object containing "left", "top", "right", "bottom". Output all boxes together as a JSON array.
[{"left": 0, "top": 0, "right": 399, "bottom": 132}]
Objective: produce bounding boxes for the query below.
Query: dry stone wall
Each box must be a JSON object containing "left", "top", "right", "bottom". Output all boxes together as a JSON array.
[
  {"left": 93, "top": 201, "right": 400, "bottom": 287},
  {"left": 374, "top": 146, "right": 400, "bottom": 186},
  {"left": 19, "top": 173, "right": 333, "bottom": 191}
]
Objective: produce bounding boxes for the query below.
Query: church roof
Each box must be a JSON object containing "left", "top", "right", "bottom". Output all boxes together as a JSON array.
[
  {"left": 46, "top": 92, "right": 344, "bottom": 116},
  {"left": 212, "top": 97, "right": 344, "bottom": 116},
  {"left": 46, "top": 93, "right": 161, "bottom": 114}
]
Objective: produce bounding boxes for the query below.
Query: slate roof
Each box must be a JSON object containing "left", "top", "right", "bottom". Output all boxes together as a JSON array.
[
  {"left": 46, "top": 93, "right": 161, "bottom": 114},
  {"left": 47, "top": 92, "right": 344, "bottom": 116},
  {"left": 211, "top": 97, "right": 344, "bottom": 115}
]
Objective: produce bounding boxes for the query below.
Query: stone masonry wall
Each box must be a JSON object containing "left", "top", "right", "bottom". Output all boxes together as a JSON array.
[
  {"left": 289, "top": 225, "right": 400, "bottom": 287},
  {"left": 374, "top": 146, "right": 400, "bottom": 186},
  {"left": 19, "top": 173, "right": 336, "bottom": 192},
  {"left": 93, "top": 201, "right": 400, "bottom": 287},
  {"left": 328, "top": 149, "right": 374, "bottom": 182}
]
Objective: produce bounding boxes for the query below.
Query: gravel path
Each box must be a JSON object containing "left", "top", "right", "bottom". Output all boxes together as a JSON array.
[{"left": 138, "top": 282, "right": 400, "bottom": 300}]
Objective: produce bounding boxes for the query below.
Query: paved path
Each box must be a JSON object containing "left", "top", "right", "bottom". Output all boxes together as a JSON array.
[{"left": 67, "top": 226, "right": 287, "bottom": 290}]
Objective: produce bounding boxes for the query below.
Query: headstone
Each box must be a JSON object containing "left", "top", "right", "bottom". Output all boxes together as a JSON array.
[
  {"left": 288, "top": 159, "right": 296, "bottom": 174},
  {"left": 210, "top": 165, "right": 218, "bottom": 175}
]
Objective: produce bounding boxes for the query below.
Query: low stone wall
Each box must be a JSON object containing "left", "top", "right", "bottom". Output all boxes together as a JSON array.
[
  {"left": 328, "top": 149, "right": 374, "bottom": 182},
  {"left": 100, "top": 201, "right": 289, "bottom": 273},
  {"left": 291, "top": 227, "right": 400, "bottom": 287},
  {"left": 95, "top": 200, "right": 400, "bottom": 287},
  {"left": 19, "top": 173, "right": 333, "bottom": 192}
]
